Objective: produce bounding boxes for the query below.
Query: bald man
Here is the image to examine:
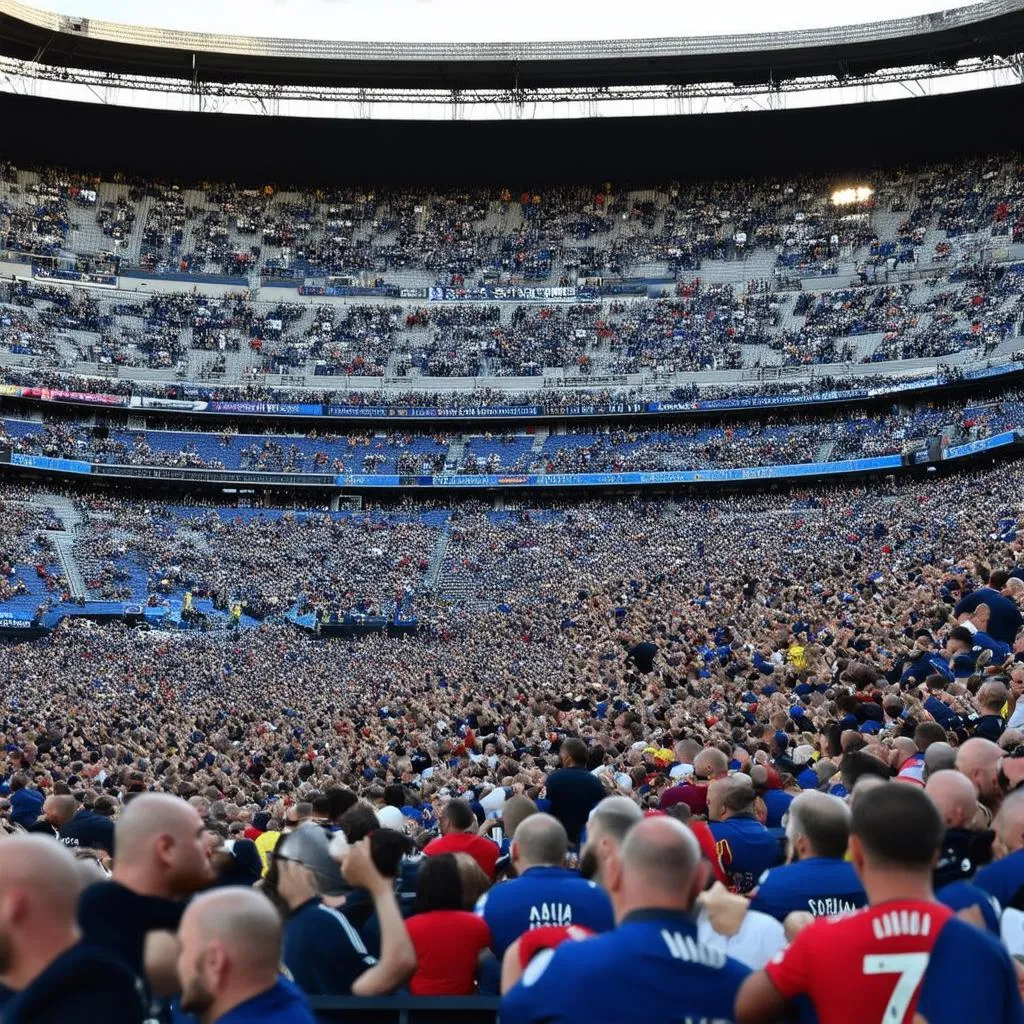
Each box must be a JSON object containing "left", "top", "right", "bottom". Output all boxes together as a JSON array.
[
  {"left": 24, "top": 794, "right": 76, "bottom": 838},
  {"left": 77, "top": 793, "right": 215, "bottom": 989},
  {"left": 660, "top": 747, "right": 729, "bottom": 816},
  {"left": 981, "top": 790, "right": 1024, "bottom": 959},
  {"left": 501, "top": 817, "right": 750, "bottom": 1024},
  {"left": 956, "top": 737, "right": 1005, "bottom": 822},
  {"left": 926, "top": 770, "right": 995, "bottom": 890},
  {"left": 178, "top": 888, "right": 315, "bottom": 1023},
  {"left": 924, "top": 741, "right": 957, "bottom": 777},
  {"left": 707, "top": 775, "right": 782, "bottom": 894},
  {"left": 0, "top": 836, "right": 146, "bottom": 1024},
  {"left": 476, "top": 812, "right": 613, "bottom": 962},
  {"left": 749, "top": 792, "right": 865, "bottom": 922},
  {"left": 974, "top": 789, "right": 1024, "bottom": 911}
]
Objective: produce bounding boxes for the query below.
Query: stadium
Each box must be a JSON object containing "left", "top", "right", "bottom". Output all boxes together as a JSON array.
[{"left": 0, "top": 1, "right": 1024, "bottom": 1022}]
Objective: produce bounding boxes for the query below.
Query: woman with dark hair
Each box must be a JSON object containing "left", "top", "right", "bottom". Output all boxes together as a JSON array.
[{"left": 405, "top": 853, "right": 492, "bottom": 995}]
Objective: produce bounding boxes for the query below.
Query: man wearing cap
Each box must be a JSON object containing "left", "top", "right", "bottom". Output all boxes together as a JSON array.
[
  {"left": 749, "top": 792, "right": 865, "bottom": 922},
  {"left": 273, "top": 823, "right": 416, "bottom": 997}
]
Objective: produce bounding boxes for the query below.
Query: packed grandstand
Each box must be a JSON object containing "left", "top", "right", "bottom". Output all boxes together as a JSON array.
[{"left": 3, "top": 3, "right": 1024, "bottom": 1024}]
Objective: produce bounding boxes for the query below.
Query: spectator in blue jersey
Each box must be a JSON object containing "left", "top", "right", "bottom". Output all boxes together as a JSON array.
[
  {"left": 24, "top": 794, "right": 75, "bottom": 838},
  {"left": 707, "top": 775, "right": 783, "bottom": 894},
  {"left": 948, "top": 618, "right": 1012, "bottom": 667},
  {"left": 955, "top": 570, "right": 1023, "bottom": 646},
  {"left": 974, "top": 788, "right": 1024, "bottom": 911},
  {"left": 272, "top": 823, "right": 416, "bottom": 997},
  {"left": 475, "top": 813, "right": 613, "bottom": 960},
  {"left": 926, "top": 769, "right": 995, "bottom": 889},
  {"left": 922, "top": 674, "right": 966, "bottom": 732},
  {"left": 0, "top": 837, "right": 147, "bottom": 1024},
  {"left": 7, "top": 773, "right": 43, "bottom": 830},
  {"left": 900, "top": 631, "right": 954, "bottom": 687},
  {"left": 500, "top": 816, "right": 750, "bottom": 1024},
  {"left": 544, "top": 738, "right": 605, "bottom": 847},
  {"left": 749, "top": 791, "right": 865, "bottom": 921},
  {"left": 177, "top": 887, "right": 316, "bottom": 1024}
]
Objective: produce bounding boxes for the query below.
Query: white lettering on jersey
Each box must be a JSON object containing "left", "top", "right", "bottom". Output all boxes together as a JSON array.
[
  {"left": 870, "top": 909, "right": 932, "bottom": 941},
  {"left": 863, "top": 952, "right": 930, "bottom": 1023},
  {"left": 807, "top": 897, "right": 859, "bottom": 916},
  {"left": 660, "top": 929, "right": 726, "bottom": 968},
  {"left": 528, "top": 902, "right": 573, "bottom": 927}
]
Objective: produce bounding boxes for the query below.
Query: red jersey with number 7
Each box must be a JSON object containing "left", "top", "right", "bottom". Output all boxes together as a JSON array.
[{"left": 764, "top": 899, "right": 954, "bottom": 1024}]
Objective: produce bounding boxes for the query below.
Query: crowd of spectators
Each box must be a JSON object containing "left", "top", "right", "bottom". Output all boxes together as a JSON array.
[
  {"left": 9, "top": 154, "right": 1024, "bottom": 286},
  {"left": 0, "top": 455, "right": 1021, "bottom": 1018},
  {"left": 3, "top": 389, "right": 1023, "bottom": 478},
  {"left": 4, "top": 267, "right": 1016, "bottom": 376}
]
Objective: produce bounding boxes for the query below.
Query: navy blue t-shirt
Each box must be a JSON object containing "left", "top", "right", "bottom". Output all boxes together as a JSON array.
[
  {"left": 2, "top": 941, "right": 148, "bottom": 1024},
  {"left": 974, "top": 849, "right": 1024, "bottom": 910},
  {"left": 749, "top": 857, "right": 866, "bottom": 921},
  {"left": 78, "top": 880, "right": 184, "bottom": 979},
  {"left": 282, "top": 897, "right": 376, "bottom": 996},
  {"left": 474, "top": 865, "right": 614, "bottom": 957},
  {"left": 215, "top": 977, "right": 317, "bottom": 1024},
  {"left": 917, "top": 917, "right": 1024, "bottom": 1024},
  {"left": 762, "top": 790, "right": 794, "bottom": 830},
  {"left": 58, "top": 809, "right": 116, "bottom": 855},
  {"left": 955, "top": 588, "right": 1023, "bottom": 646},
  {"left": 709, "top": 817, "right": 783, "bottom": 894},
  {"left": 500, "top": 909, "right": 750, "bottom": 1024},
  {"left": 544, "top": 768, "right": 606, "bottom": 845}
]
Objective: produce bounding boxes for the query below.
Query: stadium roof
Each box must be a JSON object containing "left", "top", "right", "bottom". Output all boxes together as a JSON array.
[{"left": 2, "top": 0, "right": 1024, "bottom": 89}]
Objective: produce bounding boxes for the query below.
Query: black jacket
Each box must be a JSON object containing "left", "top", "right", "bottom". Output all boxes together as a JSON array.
[{"left": 2, "top": 942, "right": 147, "bottom": 1024}]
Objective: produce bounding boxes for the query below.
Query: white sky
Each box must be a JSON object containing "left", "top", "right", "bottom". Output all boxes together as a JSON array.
[{"left": 31, "top": 0, "right": 982, "bottom": 44}]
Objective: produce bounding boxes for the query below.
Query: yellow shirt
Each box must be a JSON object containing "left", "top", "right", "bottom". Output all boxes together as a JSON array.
[{"left": 254, "top": 830, "right": 282, "bottom": 875}]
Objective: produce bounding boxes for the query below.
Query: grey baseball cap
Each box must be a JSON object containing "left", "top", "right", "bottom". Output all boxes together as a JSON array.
[{"left": 276, "top": 822, "right": 346, "bottom": 896}]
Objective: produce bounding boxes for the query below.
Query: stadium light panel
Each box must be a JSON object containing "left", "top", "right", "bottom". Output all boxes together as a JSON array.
[{"left": 831, "top": 186, "right": 874, "bottom": 205}]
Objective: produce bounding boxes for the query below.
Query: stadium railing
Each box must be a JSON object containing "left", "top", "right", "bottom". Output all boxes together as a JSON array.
[{"left": 308, "top": 995, "right": 499, "bottom": 1024}]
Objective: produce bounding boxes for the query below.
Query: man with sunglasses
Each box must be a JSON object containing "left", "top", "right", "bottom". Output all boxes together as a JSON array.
[{"left": 270, "top": 823, "right": 416, "bottom": 998}]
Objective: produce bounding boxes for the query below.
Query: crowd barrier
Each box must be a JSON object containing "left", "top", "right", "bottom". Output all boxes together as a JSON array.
[
  {"left": 1, "top": 362, "right": 1020, "bottom": 422},
  {"left": 3, "top": 430, "right": 1019, "bottom": 490}
]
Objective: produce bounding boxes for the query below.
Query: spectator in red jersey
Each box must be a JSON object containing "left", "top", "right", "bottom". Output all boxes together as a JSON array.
[
  {"left": 405, "top": 853, "right": 491, "bottom": 996},
  {"left": 735, "top": 784, "right": 1021, "bottom": 1024},
  {"left": 423, "top": 799, "right": 499, "bottom": 880},
  {"left": 659, "top": 748, "right": 729, "bottom": 816}
]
